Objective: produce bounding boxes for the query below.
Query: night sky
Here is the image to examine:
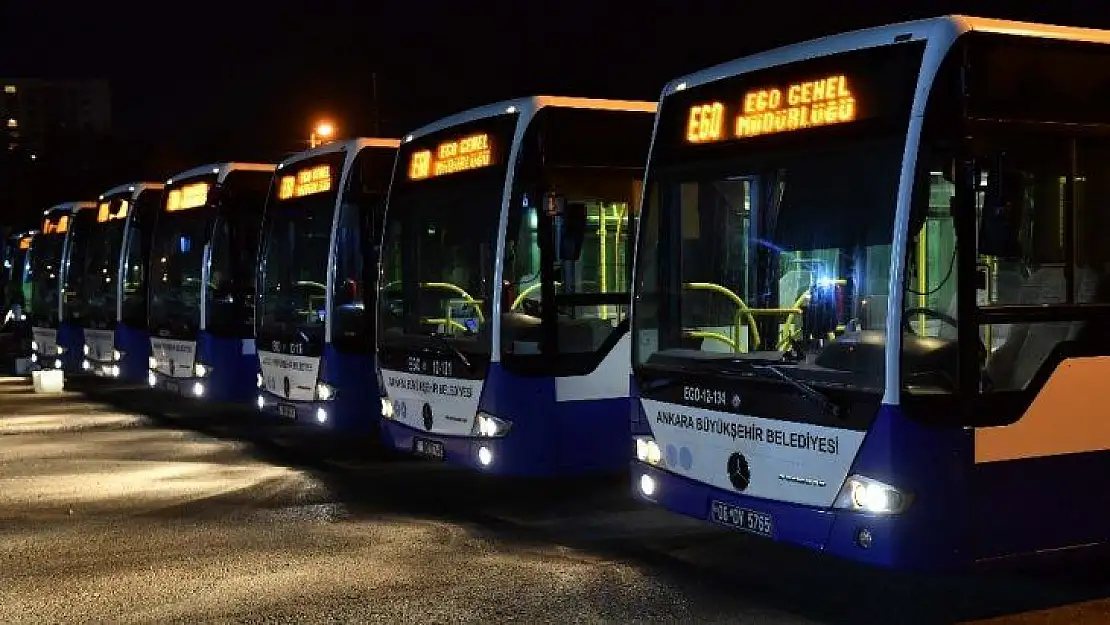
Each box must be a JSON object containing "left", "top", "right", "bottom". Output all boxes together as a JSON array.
[{"left": 3, "top": 0, "right": 1110, "bottom": 222}]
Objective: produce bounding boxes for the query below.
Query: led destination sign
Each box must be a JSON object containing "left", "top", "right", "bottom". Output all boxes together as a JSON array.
[
  {"left": 277, "top": 163, "right": 333, "bottom": 200},
  {"left": 165, "top": 182, "right": 210, "bottom": 212},
  {"left": 686, "top": 74, "right": 858, "bottom": 143},
  {"left": 96, "top": 200, "right": 129, "bottom": 223},
  {"left": 408, "top": 132, "right": 494, "bottom": 180},
  {"left": 42, "top": 215, "right": 70, "bottom": 234}
]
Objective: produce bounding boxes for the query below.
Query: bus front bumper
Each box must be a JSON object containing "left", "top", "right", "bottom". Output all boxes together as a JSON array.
[{"left": 632, "top": 462, "right": 960, "bottom": 571}]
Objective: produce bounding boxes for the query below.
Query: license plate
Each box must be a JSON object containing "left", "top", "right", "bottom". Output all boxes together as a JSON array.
[
  {"left": 413, "top": 437, "right": 445, "bottom": 460},
  {"left": 710, "top": 500, "right": 773, "bottom": 538},
  {"left": 165, "top": 380, "right": 179, "bottom": 394},
  {"left": 278, "top": 403, "right": 297, "bottom": 420}
]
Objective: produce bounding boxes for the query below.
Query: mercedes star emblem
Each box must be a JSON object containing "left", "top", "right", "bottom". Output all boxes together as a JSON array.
[
  {"left": 283, "top": 376, "right": 291, "bottom": 398},
  {"left": 422, "top": 403, "right": 433, "bottom": 431},
  {"left": 727, "top": 452, "right": 751, "bottom": 491}
]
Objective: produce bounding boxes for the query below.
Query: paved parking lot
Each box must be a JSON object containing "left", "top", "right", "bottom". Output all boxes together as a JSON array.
[{"left": 2, "top": 376, "right": 1110, "bottom": 624}]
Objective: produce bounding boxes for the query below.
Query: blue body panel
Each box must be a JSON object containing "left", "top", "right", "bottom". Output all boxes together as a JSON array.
[
  {"left": 258, "top": 346, "right": 381, "bottom": 434},
  {"left": 197, "top": 332, "right": 256, "bottom": 404},
  {"left": 56, "top": 322, "right": 84, "bottom": 372},
  {"left": 114, "top": 323, "right": 150, "bottom": 383},
  {"left": 381, "top": 362, "right": 630, "bottom": 477},
  {"left": 973, "top": 450, "right": 1110, "bottom": 561}
]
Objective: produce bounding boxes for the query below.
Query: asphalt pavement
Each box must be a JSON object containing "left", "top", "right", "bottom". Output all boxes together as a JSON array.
[{"left": 2, "top": 376, "right": 1110, "bottom": 624}]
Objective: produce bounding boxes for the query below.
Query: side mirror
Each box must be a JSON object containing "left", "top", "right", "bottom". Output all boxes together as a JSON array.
[
  {"left": 978, "top": 159, "right": 1024, "bottom": 260},
  {"left": 559, "top": 202, "right": 588, "bottom": 262}
]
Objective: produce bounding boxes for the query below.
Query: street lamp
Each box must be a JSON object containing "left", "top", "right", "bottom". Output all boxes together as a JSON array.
[{"left": 310, "top": 121, "right": 336, "bottom": 148}]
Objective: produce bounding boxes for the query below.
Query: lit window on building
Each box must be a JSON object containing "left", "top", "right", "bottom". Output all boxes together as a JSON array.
[{"left": 3, "top": 85, "right": 15, "bottom": 94}]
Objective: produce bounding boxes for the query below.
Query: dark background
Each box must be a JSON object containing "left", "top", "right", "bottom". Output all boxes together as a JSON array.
[{"left": 1, "top": 0, "right": 1109, "bottom": 231}]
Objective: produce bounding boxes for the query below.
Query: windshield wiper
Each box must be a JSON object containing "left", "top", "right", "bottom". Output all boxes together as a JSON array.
[
  {"left": 426, "top": 332, "right": 473, "bottom": 371},
  {"left": 749, "top": 363, "right": 843, "bottom": 419}
]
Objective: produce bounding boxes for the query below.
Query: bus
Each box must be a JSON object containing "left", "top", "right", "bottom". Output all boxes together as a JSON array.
[
  {"left": 377, "top": 97, "right": 655, "bottom": 476},
  {"left": 29, "top": 203, "right": 95, "bottom": 370},
  {"left": 3, "top": 231, "right": 33, "bottom": 326},
  {"left": 146, "top": 162, "right": 275, "bottom": 402},
  {"left": 255, "top": 139, "right": 398, "bottom": 431},
  {"left": 79, "top": 183, "right": 164, "bottom": 380},
  {"left": 629, "top": 15, "right": 1110, "bottom": 570}
]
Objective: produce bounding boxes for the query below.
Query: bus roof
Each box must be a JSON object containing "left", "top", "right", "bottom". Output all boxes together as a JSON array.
[
  {"left": 98, "top": 182, "right": 165, "bottom": 201},
  {"left": 166, "top": 162, "right": 275, "bottom": 185},
  {"left": 276, "top": 138, "right": 400, "bottom": 170},
  {"left": 42, "top": 201, "right": 96, "bottom": 216},
  {"left": 663, "top": 15, "right": 1110, "bottom": 96},
  {"left": 402, "top": 96, "right": 657, "bottom": 143}
]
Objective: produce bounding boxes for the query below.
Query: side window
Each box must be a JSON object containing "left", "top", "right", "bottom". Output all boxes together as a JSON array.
[
  {"left": 904, "top": 166, "right": 958, "bottom": 340},
  {"left": 974, "top": 135, "right": 1110, "bottom": 392},
  {"left": 332, "top": 199, "right": 366, "bottom": 350},
  {"left": 205, "top": 219, "right": 236, "bottom": 334}
]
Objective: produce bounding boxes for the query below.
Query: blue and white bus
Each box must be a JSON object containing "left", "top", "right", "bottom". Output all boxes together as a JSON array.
[
  {"left": 630, "top": 15, "right": 1110, "bottom": 570},
  {"left": 146, "top": 162, "right": 275, "bottom": 402},
  {"left": 378, "top": 97, "right": 655, "bottom": 476},
  {"left": 255, "top": 138, "right": 398, "bottom": 431},
  {"left": 79, "top": 183, "right": 164, "bottom": 380},
  {"left": 30, "top": 203, "right": 94, "bottom": 370}
]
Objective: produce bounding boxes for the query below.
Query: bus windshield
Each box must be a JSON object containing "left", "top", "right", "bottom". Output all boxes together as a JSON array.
[
  {"left": 75, "top": 211, "right": 127, "bottom": 327},
  {"left": 148, "top": 204, "right": 211, "bottom": 337},
  {"left": 379, "top": 166, "right": 504, "bottom": 355},
  {"left": 379, "top": 115, "right": 516, "bottom": 359},
  {"left": 27, "top": 232, "right": 65, "bottom": 327},
  {"left": 256, "top": 156, "right": 341, "bottom": 348},
  {"left": 634, "top": 41, "right": 924, "bottom": 393}
]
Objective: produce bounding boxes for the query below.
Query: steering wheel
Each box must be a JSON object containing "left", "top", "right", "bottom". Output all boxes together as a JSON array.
[
  {"left": 902, "top": 307, "right": 958, "bottom": 336},
  {"left": 903, "top": 306, "right": 988, "bottom": 363}
]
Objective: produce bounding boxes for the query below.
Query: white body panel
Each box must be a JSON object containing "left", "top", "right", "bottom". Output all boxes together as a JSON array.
[
  {"left": 382, "top": 371, "right": 484, "bottom": 436},
  {"left": 83, "top": 329, "right": 115, "bottom": 363},
  {"left": 31, "top": 327, "right": 57, "bottom": 356},
  {"left": 150, "top": 338, "right": 196, "bottom": 378},
  {"left": 642, "top": 399, "right": 866, "bottom": 507},
  {"left": 257, "top": 350, "right": 320, "bottom": 402},
  {"left": 555, "top": 333, "right": 632, "bottom": 402}
]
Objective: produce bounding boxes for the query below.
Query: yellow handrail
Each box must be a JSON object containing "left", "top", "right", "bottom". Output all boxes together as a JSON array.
[
  {"left": 510, "top": 281, "right": 562, "bottom": 311},
  {"left": 420, "top": 317, "right": 469, "bottom": 333},
  {"left": 683, "top": 330, "right": 738, "bottom": 352},
  {"left": 682, "top": 282, "right": 760, "bottom": 351},
  {"left": 420, "top": 281, "right": 486, "bottom": 323}
]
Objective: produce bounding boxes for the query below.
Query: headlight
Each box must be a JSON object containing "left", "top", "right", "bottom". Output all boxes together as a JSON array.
[
  {"left": 315, "top": 382, "right": 335, "bottom": 401},
  {"left": 380, "top": 397, "right": 394, "bottom": 419},
  {"left": 634, "top": 436, "right": 663, "bottom": 465},
  {"left": 472, "top": 412, "right": 511, "bottom": 437},
  {"left": 257, "top": 373, "right": 265, "bottom": 388},
  {"left": 834, "top": 475, "right": 912, "bottom": 515},
  {"left": 82, "top": 344, "right": 90, "bottom": 356},
  {"left": 194, "top": 363, "right": 210, "bottom": 377},
  {"left": 148, "top": 356, "right": 158, "bottom": 370},
  {"left": 112, "top": 349, "right": 122, "bottom": 362},
  {"left": 55, "top": 345, "right": 65, "bottom": 355},
  {"left": 30, "top": 341, "right": 38, "bottom": 352}
]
